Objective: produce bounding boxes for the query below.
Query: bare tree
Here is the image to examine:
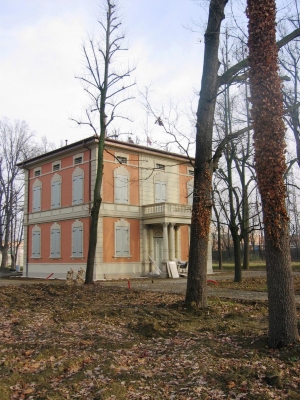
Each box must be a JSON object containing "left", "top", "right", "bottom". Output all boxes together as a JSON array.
[
  {"left": 0, "top": 118, "right": 36, "bottom": 269},
  {"left": 73, "top": 0, "right": 135, "bottom": 284},
  {"left": 247, "top": 0, "right": 299, "bottom": 348}
]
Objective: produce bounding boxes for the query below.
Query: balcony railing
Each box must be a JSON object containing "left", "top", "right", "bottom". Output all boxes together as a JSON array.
[{"left": 142, "top": 202, "right": 192, "bottom": 218}]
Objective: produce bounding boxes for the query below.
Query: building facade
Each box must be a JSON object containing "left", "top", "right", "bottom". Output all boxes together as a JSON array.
[{"left": 18, "top": 137, "right": 212, "bottom": 279}]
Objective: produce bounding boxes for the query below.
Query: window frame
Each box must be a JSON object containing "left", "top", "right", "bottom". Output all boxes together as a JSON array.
[
  {"left": 52, "top": 161, "right": 61, "bottom": 172},
  {"left": 73, "top": 153, "right": 83, "bottom": 166},
  {"left": 156, "top": 163, "right": 165, "bottom": 171},
  {"left": 34, "top": 168, "right": 41, "bottom": 177}
]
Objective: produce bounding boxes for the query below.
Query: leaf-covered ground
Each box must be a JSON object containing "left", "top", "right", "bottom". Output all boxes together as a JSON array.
[
  {"left": 0, "top": 283, "right": 299, "bottom": 399},
  {"left": 216, "top": 276, "right": 300, "bottom": 294}
]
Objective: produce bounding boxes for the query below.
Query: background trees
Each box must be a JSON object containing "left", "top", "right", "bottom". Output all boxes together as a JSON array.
[{"left": 0, "top": 118, "right": 39, "bottom": 270}]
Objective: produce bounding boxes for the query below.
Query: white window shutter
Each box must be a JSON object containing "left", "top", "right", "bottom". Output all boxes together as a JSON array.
[
  {"left": 32, "top": 231, "right": 41, "bottom": 257},
  {"left": 115, "top": 226, "right": 122, "bottom": 255},
  {"left": 51, "top": 181, "right": 61, "bottom": 208},
  {"left": 33, "top": 186, "right": 41, "bottom": 211},
  {"left": 77, "top": 228, "right": 83, "bottom": 256},
  {"left": 73, "top": 175, "right": 83, "bottom": 204},
  {"left": 72, "top": 227, "right": 83, "bottom": 257},
  {"left": 121, "top": 175, "right": 128, "bottom": 203},
  {"left": 161, "top": 181, "right": 166, "bottom": 202},
  {"left": 155, "top": 181, "right": 166, "bottom": 203},
  {"left": 155, "top": 181, "right": 161, "bottom": 202},
  {"left": 115, "top": 225, "right": 129, "bottom": 256},
  {"left": 123, "top": 227, "right": 129, "bottom": 255},
  {"left": 51, "top": 229, "right": 60, "bottom": 257},
  {"left": 115, "top": 175, "right": 128, "bottom": 203}
]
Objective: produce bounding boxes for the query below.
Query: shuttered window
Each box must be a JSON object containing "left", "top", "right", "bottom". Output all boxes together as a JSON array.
[
  {"left": 50, "top": 229, "right": 60, "bottom": 258},
  {"left": 115, "top": 226, "right": 130, "bottom": 257},
  {"left": 33, "top": 185, "right": 41, "bottom": 212},
  {"left": 72, "top": 174, "right": 83, "bottom": 205},
  {"left": 187, "top": 182, "right": 193, "bottom": 205},
  {"left": 155, "top": 180, "right": 167, "bottom": 203},
  {"left": 32, "top": 229, "right": 41, "bottom": 258},
  {"left": 51, "top": 180, "right": 61, "bottom": 208},
  {"left": 72, "top": 226, "right": 83, "bottom": 257},
  {"left": 115, "top": 175, "right": 128, "bottom": 203}
]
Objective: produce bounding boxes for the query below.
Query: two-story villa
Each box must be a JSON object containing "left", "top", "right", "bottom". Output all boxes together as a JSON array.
[{"left": 18, "top": 136, "right": 212, "bottom": 280}]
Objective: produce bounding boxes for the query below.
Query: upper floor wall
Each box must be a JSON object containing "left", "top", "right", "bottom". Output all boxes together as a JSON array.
[{"left": 28, "top": 150, "right": 91, "bottom": 214}]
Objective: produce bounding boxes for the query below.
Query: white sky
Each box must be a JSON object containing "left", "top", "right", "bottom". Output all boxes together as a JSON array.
[
  {"left": 0, "top": 0, "right": 290, "bottom": 150},
  {"left": 0, "top": 0, "right": 212, "bottom": 148}
]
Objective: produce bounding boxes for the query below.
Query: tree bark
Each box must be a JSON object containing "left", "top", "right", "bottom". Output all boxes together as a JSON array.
[
  {"left": 186, "top": 0, "right": 228, "bottom": 307},
  {"left": 247, "top": 0, "right": 299, "bottom": 347}
]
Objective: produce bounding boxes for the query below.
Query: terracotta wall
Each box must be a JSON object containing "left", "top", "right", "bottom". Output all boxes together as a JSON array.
[
  {"left": 28, "top": 218, "right": 89, "bottom": 264},
  {"left": 28, "top": 150, "right": 90, "bottom": 213},
  {"left": 180, "top": 225, "right": 190, "bottom": 261}
]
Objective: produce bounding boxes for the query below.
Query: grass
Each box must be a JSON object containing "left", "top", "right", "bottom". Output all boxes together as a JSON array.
[{"left": 0, "top": 281, "right": 299, "bottom": 399}]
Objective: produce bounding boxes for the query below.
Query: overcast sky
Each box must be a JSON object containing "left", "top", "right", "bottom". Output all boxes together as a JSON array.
[
  {"left": 0, "top": 0, "right": 214, "bottom": 148},
  {"left": 1, "top": 0, "right": 291, "bottom": 149}
]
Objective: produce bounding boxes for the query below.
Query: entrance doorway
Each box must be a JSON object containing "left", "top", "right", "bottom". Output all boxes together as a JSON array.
[{"left": 154, "top": 237, "right": 163, "bottom": 268}]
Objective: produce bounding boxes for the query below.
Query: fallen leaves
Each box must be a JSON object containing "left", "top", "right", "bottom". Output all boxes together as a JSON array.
[{"left": 0, "top": 283, "right": 298, "bottom": 399}]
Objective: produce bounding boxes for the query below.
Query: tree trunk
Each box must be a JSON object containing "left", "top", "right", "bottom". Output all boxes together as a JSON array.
[
  {"left": 243, "top": 232, "right": 249, "bottom": 270},
  {"left": 247, "top": 0, "right": 299, "bottom": 347},
  {"left": 186, "top": 0, "right": 228, "bottom": 307},
  {"left": 0, "top": 245, "right": 8, "bottom": 269},
  {"left": 85, "top": 121, "right": 105, "bottom": 284},
  {"left": 230, "top": 225, "right": 242, "bottom": 282}
]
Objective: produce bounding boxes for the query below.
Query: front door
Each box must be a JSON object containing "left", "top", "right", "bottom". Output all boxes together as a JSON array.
[{"left": 154, "top": 237, "right": 163, "bottom": 268}]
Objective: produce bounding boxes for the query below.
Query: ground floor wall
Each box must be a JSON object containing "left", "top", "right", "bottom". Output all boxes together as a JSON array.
[{"left": 24, "top": 216, "right": 212, "bottom": 279}]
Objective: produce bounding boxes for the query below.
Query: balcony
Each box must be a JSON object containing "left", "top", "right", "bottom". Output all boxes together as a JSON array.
[{"left": 142, "top": 202, "right": 192, "bottom": 224}]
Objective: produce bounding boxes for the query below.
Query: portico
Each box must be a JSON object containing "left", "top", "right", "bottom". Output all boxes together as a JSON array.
[{"left": 142, "top": 202, "right": 213, "bottom": 277}]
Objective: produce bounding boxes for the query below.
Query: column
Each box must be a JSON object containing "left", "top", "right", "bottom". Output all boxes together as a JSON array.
[
  {"left": 169, "top": 223, "right": 175, "bottom": 261},
  {"left": 149, "top": 226, "right": 154, "bottom": 271},
  {"left": 142, "top": 224, "right": 148, "bottom": 273},
  {"left": 162, "top": 222, "right": 169, "bottom": 262},
  {"left": 175, "top": 225, "right": 180, "bottom": 260}
]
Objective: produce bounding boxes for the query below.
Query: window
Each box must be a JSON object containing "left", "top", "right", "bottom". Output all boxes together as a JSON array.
[
  {"left": 187, "top": 181, "right": 193, "bottom": 206},
  {"left": 34, "top": 169, "right": 41, "bottom": 177},
  {"left": 189, "top": 169, "right": 194, "bottom": 176},
  {"left": 156, "top": 163, "right": 165, "bottom": 170},
  {"left": 50, "top": 223, "right": 60, "bottom": 258},
  {"left": 115, "top": 219, "right": 130, "bottom": 257},
  {"left": 32, "top": 180, "right": 42, "bottom": 212},
  {"left": 53, "top": 163, "right": 60, "bottom": 171},
  {"left": 51, "top": 174, "right": 61, "bottom": 209},
  {"left": 32, "top": 225, "right": 41, "bottom": 258},
  {"left": 114, "top": 166, "right": 129, "bottom": 204},
  {"left": 155, "top": 180, "right": 167, "bottom": 203},
  {"left": 72, "top": 220, "right": 83, "bottom": 258},
  {"left": 116, "top": 156, "right": 127, "bottom": 164},
  {"left": 72, "top": 168, "right": 84, "bottom": 205},
  {"left": 74, "top": 156, "right": 82, "bottom": 165}
]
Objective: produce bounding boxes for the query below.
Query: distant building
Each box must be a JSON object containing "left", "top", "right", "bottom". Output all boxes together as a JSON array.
[{"left": 17, "top": 137, "right": 212, "bottom": 279}]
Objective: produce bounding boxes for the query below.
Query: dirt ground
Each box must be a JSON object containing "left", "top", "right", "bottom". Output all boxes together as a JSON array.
[{"left": 0, "top": 272, "right": 299, "bottom": 399}]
